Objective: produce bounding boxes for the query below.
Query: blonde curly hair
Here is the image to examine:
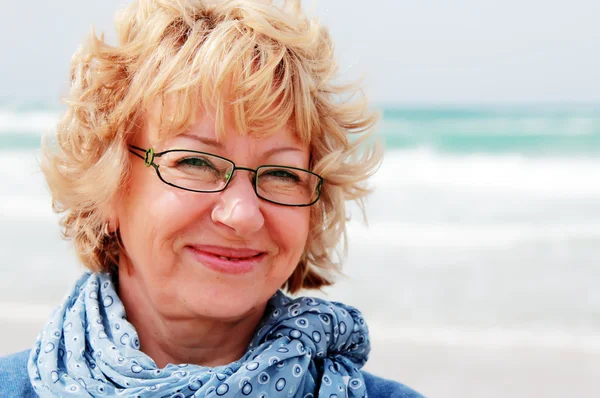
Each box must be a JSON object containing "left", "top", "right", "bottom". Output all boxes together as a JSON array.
[{"left": 42, "top": 0, "right": 382, "bottom": 293}]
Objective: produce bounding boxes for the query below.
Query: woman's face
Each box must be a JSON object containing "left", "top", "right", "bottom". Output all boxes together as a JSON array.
[{"left": 114, "top": 111, "right": 311, "bottom": 321}]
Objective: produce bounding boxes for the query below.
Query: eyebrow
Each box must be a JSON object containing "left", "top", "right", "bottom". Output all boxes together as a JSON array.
[
  {"left": 180, "top": 133, "right": 223, "bottom": 149},
  {"left": 261, "top": 146, "right": 303, "bottom": 159},
  {"left": 180, "top": 133, "right": 303, "bottom": 159}
]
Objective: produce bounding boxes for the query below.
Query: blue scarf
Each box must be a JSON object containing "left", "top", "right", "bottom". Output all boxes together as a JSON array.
[{"left": 28, "top": 273, "right": 370, "bottom": 397}]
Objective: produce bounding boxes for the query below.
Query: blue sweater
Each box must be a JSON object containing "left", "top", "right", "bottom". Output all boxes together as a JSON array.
[{"left": 0, "top": 350, "right": 422, "bottom": 397}]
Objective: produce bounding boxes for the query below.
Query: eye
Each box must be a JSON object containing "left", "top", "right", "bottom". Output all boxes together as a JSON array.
[
  {"left": 176, "top": 156, "right": 216, "bottom": 169},
  {"left": 261, "top": 168, "right": 300, "bottom": 182}
]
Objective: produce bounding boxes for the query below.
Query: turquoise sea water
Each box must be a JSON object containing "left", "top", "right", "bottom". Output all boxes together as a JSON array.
[
  {"left": 380, "top": 105, "right": 600, "bottom": 155},
  {"left": 2, "top": 102, "right": 600, "bottom": 155}
]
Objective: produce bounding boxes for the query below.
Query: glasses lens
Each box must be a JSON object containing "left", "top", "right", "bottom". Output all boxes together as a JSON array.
[
  {"left": 256, "top": 166, "right": 321, "bottom": 205},
  {"left": 156, "top": 151, "right": 233, "bottom": 192}
]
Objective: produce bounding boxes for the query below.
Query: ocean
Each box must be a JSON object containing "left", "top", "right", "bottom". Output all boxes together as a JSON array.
[{"left": 1, "top": 101, "right": 599, "bottom": 354}]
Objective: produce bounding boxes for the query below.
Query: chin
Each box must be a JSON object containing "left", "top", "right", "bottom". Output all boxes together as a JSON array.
[
  {"left": 167, "top": 252, "right": 294, "bottom": 321},
  {"left": 177, "top": 280, "right": 271, "bottom": 320}
]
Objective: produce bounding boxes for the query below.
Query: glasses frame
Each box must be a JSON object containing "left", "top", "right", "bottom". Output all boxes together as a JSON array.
[{"left": 128, "top": 145, "right": 324, "bottom": 207}]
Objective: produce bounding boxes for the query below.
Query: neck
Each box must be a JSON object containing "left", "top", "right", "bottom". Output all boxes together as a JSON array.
[{"left": 116, "top": 264, "right": 266, "bottom": 368}]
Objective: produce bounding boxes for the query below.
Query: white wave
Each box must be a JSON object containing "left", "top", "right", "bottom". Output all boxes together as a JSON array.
[
  {"left": 0, "top": 110, "right": 60, "bottom": 134},
  {"left": 381, "top": 116, "right": 600, "bottom": 136},
  {"left": 375, "top": 149, "right": 600, "bottom": 197},
  {"left": 7, "top": 148, "right": 600, "bottom": 200},
  {"left": 347, "top": 221, "right": 600, "bottom": 248}
]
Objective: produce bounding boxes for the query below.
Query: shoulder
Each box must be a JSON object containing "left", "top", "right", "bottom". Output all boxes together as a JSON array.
[
  {"left": 363, "top": 371, "right": 425, "bottom": 398},
  {"left": 0, "top": 350, "right": 37, "bottom": 397}
]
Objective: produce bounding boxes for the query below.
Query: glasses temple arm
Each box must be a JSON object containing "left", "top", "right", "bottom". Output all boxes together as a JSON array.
[{"left": 128, "top": 145, "right": 158, "bottom": 168}]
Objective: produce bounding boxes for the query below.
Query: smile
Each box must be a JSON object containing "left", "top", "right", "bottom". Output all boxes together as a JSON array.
[{"left": 186, "top": 245, "right": 267, "bottom": 275}]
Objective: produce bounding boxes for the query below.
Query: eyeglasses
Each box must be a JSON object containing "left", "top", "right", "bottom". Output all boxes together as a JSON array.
[{"left": 129, "top": 145, "right": 324, "bottom": 207}]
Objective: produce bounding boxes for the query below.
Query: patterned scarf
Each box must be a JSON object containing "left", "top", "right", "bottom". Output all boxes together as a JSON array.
[{"left": 28, "top": 273, "right": 370, "bottom": 397}]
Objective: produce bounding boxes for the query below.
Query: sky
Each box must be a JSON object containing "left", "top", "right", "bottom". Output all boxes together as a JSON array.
[{"left": 1, "top": 0, "right": 599, "bottom": 105}]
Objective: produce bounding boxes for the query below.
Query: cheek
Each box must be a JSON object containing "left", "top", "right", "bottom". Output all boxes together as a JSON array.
[
  {"left": 271, "top": 207, "right": 311, "bottom": 256},
  {"left": 117, "top": 171, "right": 158, "bottom": 262},
  {"left": 117, "top": 167, "right": 200, "bottom": 264}
]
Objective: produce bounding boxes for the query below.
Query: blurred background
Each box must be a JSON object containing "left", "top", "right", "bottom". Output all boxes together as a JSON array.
[{"left": 1, "top": 1, "right": 599, "bottom": 397}]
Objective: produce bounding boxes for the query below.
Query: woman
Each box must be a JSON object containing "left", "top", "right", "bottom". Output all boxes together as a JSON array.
[{"left": 0, "top": 0, "right": 423, "bottom": 396}]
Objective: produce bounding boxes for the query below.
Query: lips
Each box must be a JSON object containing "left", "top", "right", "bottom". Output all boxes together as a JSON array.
[{"left": 186, "top": 245, "right": 266, "bottom": 275}]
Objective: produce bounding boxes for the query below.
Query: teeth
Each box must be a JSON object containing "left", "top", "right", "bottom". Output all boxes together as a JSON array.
[{"left": 217, "top": 255, "right": 256, "bottom": 261}]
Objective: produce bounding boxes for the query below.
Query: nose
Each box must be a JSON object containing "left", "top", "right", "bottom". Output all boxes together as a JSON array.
[{"left": 211, "top": 171, "right": 265, "bottom": 237}]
